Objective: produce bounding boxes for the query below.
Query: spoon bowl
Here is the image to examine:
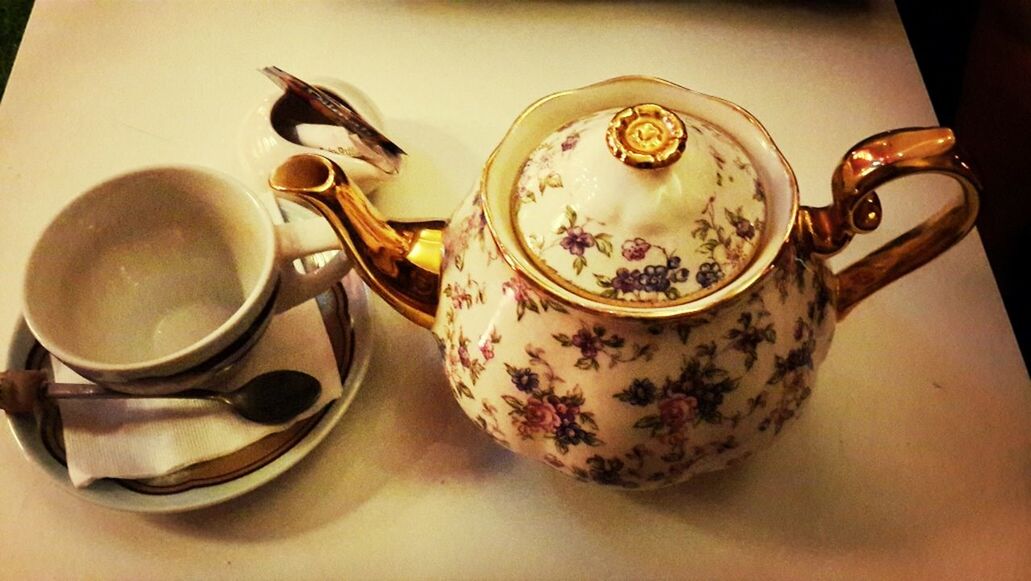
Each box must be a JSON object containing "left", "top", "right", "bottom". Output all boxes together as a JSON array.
[{"left": 220, "top": 369, "right": 321, "bottom": 424}]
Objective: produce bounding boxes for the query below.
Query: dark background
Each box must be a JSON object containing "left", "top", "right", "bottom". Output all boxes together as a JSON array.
[
  {"left": 896, "top": 0, "right": 1030, "bottom": 368},
  {"left": 1, "top": 1, "right": 1026, "bottom": 367}
]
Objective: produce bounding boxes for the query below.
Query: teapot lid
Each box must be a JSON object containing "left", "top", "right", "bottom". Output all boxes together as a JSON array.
[{"left": 512, "top": 103, "right": 767, "bottom": 306}]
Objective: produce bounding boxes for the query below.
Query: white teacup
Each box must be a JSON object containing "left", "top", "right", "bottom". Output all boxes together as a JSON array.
[{"left": 23, "top": 166, "right": 347, "bottom": 393}]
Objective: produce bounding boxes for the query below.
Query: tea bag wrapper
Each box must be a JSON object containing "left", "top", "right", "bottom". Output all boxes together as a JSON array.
[{"left": 260, "top": 66, "right": 404, "bottom": 175}]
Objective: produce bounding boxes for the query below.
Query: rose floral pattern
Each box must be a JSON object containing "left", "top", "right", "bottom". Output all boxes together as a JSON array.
[
  {"left": 513, "top": 107, "right": 767, "bottom": 305},
  {"left": 612, "top": 338, "right": 752, "bottom": 465},
  {"left": 744, "top": 261, "right": 831, "bottom": 435},
  {"left": 440, "top": 273, "right": 499, "bottom": 397},
  {"left": 442, "top": 192, "right": 498, "bottom": 272},
  {"left": 433, "top": 121, "right": 834, "bottom": 490},
  {"left": 501, "top": 345, "right": 602, "bottom": 454},
  {"left": 501, "top": 275, "right": 568, "bottom": 321}
]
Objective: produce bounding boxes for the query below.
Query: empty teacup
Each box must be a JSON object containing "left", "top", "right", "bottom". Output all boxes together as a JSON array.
[{"left": 23, "top": 166, "right": 347, "bottom": 393}]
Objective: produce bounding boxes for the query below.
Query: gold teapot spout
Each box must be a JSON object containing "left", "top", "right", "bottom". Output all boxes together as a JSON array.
[{"left": 270, "top": 154, "right": 444, "bottom": 328}]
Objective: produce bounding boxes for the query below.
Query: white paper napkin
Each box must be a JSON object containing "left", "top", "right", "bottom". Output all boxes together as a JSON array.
[{"left": 55, "top": 299, "right": 341, "bottom": 488}]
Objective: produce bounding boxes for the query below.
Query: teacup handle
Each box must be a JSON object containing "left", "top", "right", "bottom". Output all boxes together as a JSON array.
[
  {"left": 800, "top": 127, "right": 981, "bottom": 318},
  {"left": 273, "top": 218, "right": 350, "bottom": 312}
]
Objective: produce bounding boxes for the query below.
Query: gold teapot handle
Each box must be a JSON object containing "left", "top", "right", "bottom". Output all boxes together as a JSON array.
[{"left": 800, "top": 127, "right": 981, "bottom": 318}]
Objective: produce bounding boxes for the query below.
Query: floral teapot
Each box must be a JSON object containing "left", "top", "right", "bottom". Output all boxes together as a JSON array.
[{"left": 270, "top": 76, "right": 980, "bottom": 489}]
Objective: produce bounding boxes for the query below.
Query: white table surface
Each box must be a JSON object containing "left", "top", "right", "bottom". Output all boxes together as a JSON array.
[{"left": 2, "top": 1, "right": 1028, "bottom": 579}]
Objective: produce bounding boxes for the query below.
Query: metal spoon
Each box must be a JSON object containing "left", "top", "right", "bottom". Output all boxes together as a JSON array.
[{"left": 0, "top": 370, "right": 321, "bottom": 425}]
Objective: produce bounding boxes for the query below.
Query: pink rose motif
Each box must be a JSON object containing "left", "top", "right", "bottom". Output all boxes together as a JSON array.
[
  {"left": 457, "top": 344, "right": 472, "bottom": 369},
  {"left": 445, "top": 351, "right": 459, "bottom": 374},
  {"left": 659, "top": 393, "right": 698, "bottom": 430},
  {"left": 478, "top": 339, "right": 495, "bottom": 361},
  {"left": 785, "top": 370, "right": 807, "bottom": 392},
  {"left": 621, "top": 237, "right": 651, "bottom": 261},
  {"left": 502, "top": 276, "right": 531, "bottom": 303},
  {"left": 662, "top": 431, "right": 688, "bottom": 448},
  {"left": 518, "top": 397, "right": 562, "bottom": 437},
  {"left": 561, "top": 131, "right": 581, "bottom": 152},
  {"left": 449, "top": 288, "right": 472, "bottom": 310}
]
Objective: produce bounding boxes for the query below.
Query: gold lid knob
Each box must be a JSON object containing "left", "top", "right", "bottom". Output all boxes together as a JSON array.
[{"left": 606, "top": 103, "right": 687, "bottom": 169}]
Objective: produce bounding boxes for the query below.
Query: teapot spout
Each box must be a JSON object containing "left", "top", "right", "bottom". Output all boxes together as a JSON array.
[{"left": 270, "top": 154, "right": 443, "bottom": 329}]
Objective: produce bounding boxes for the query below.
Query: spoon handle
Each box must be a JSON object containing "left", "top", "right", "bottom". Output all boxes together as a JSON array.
[
  {"left": 45, "top": 382, "right": 166, "bottom": 399},
  {"left": 44, "top": 382, "right": 222, "bottom": 400},
  {"left": 1, "top": 371, "right": 221, "bottom": 411}
]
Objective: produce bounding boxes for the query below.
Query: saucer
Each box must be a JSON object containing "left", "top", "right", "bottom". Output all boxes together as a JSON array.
[{"left": 3, "top": 202, "right": 373, "bottom": 513}]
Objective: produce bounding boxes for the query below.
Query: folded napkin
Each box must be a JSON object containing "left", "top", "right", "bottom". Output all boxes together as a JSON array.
[
  {"left": 55, "top": 300, "right": 340, "bottom": 487},
  {"left": 55, "top": 191, "right": 344, "bottom": 488}
]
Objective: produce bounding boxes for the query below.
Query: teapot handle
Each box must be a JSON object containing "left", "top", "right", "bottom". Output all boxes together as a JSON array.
[{"left": 800, "top": 127, "right": 981, "bottom": 318}]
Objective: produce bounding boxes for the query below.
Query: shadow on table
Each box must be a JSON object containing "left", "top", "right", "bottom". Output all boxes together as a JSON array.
[
  {"left": 145, "top": 120, "right": 515, "bottom": 540},
  {"left": 537, "top": 306, "right": 1031, "bottom": 556},
  {"left": 145, "top": 321, "right": 514, "bottom": 540},
  {"left": 537, "top": 433, "right": 913, "bottom": 556},
  {"left": 537, "top": 374, "right": 947, "bottom": 554}
]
